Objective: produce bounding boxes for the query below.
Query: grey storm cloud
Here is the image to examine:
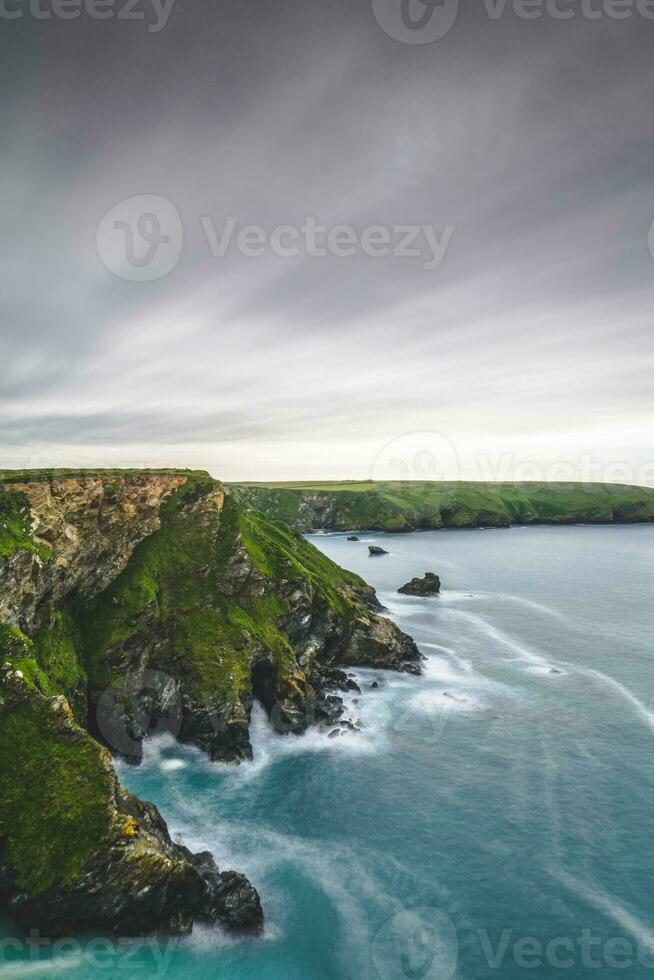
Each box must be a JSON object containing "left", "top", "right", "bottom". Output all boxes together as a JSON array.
[{"left": 1, "top": 0, "right": 653, "bottom": 481}]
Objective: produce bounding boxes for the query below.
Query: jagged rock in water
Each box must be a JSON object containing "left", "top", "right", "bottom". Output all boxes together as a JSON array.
[
  {"left": 368, "top": 545, "right": 388, "bottom": 556},
  {"left": 347, "top": 535, "right": 359, "bottom": 541},
  {"left": 398, "top": 572, "right": 441, "bottom": 596}
]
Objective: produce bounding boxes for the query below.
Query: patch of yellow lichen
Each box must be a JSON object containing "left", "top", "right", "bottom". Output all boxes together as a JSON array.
[{"left": 122, "top": 816, "right": 139, "bottom": 838}]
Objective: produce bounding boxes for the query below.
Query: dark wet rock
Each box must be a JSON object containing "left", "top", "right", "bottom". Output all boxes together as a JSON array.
[
  {"left": 368, "top": 545, "right": 388, "bottom": 556},
  {"left": 0, "top": 691, "right": 263, "bottom": 939},
  {"left": 370, "top": 681, "right": 379, "bottom": 689},
  {"left": 347, "top": 535, "right": 360, "bottom": 541},
  {"left": 186, "top": 854, "right": 262, "bottom": 932},
  {"left": 328, "top": 729, "right": 340, "bottom": 738},
  {"left": 398, "top": 572, "right": 441, "bottom": 596},
  {"left": 340, "top": 719, "right": 359, "bottom": 732}
]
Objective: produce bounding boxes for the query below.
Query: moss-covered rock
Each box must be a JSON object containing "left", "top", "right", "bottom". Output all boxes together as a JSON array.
[
  {"left": 0, "top": 684, "right": 262, "bottom": 936},
  {"left": 78, "top": 480, "right": 420, "bottom": 763}
]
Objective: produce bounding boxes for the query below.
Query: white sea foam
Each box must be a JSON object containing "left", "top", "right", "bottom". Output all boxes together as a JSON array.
[
  {"left": 0, "top": 959, "right": 86, "bottom": 977},
  {"left": 435, "top": 590, "right": 478, "bottom": 605},
  {"left": 160, "top": 757, "right": 187, "bottom": 771},
  {"left": 420, "top": 642, "right": 474, "bottom": 674}
]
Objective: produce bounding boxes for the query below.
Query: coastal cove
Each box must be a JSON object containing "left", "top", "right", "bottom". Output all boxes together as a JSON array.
[{"left": 3, "top": 524, "right": 654, "bottom": 979}]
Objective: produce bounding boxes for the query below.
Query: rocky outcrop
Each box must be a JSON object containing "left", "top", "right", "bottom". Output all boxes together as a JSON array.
[
  {"left": 81, "top": 488, "right": 422, "bottom": 764},
  {"left": 0, "top": 683, "right": 262, "bottom": 938},
  {"left": 368, "top": 545, "right": 388, "bottom": 556},
  {"left": 398, "top": 572, "right": 441, "bottom": 596},
  {"left": 0, "top": 474, "right": 189, "bottom": 633}
]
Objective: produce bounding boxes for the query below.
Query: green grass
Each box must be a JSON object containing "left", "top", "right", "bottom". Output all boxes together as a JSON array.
[
  {"left": 0, "top": 468, "right": 208, "bottom": 485},
  {"left": 232, "top": 480, "right": 654, "bottom": 531},
  {"left": 79, "top": 479, "right": 375, "bottom": 707},
  {"left": 0, "top": 694, "right": 115, "bottom": 894},
  {"left": 0, "top": 488, "right": 41, "bottom": 560}
]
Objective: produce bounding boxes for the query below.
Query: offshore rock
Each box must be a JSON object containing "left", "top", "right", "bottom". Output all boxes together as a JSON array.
[{"left": 398, "top": 572, "right": 441, "bottom": 596}]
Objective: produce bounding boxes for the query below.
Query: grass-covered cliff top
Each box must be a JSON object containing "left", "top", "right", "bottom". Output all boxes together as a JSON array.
[
  {"left": 0, "top": 467, "right": 209, "bottom": 485},
  {"left": 232, "top": 480, "right": 654, "bottom": 532}
]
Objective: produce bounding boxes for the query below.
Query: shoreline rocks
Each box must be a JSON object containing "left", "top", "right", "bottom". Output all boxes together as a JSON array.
[{"left": 398, "top": 572, "right": 441, "bottom": 596}]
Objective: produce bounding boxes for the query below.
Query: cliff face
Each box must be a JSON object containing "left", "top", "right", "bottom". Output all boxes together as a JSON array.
[
  {"left": 232, "top": 481, "right": 654, "bottom": 533},
  {"left": 78, "top": 480, "right": 420, "bottom": 764},
  {"left": 0, "top": 469, "right": 420, "bottom": 939},
  {"left": 0, "top": 473, "right": 187, "bottom": 632}
]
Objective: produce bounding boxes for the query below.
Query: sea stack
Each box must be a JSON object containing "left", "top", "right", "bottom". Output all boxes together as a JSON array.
[{"left": 398, "top": 572, "right": 441, "bottom": 596}]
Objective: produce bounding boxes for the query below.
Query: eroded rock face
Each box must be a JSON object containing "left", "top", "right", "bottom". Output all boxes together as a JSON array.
[
  {"left": 0, "top": 475, "right": 190, "bottom": 632},
  {"left": 0, "top": 686, "right": 262, "bottom": 938},
  {"left": 398, "top": 572, "right": 441, "bottom": 596},
  {"left": 88, "top": 519, "right": 422, "bottom": 765}
]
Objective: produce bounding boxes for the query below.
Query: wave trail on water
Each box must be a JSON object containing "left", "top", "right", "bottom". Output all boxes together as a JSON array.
[
  {"left": 439, "top": 607, "right": 555, "bottom": 670},
  {"left": 420, "top": 642, "right": 474, "bottom": 674},
  {"left": 552, "top": 868, "right": 654, "bottom": 952},
  {"left": 575, "top": 666, "right": 654, "bottom": 734},
  {"left": 490, "top": 592, "right": 565, "bottom": 620}
]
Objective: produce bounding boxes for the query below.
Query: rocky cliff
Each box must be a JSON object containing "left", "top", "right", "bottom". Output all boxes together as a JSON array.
[
  {"left": 232, "top": 480, "right": 654, "bottom": 533},
  {"left": 0, "top": 469, "right": 420, "bottom": 939}
]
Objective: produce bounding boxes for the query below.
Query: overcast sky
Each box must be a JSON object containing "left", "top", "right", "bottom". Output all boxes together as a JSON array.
[{"left": 1, "top": 0, "right": 653, "bottom": 483}]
